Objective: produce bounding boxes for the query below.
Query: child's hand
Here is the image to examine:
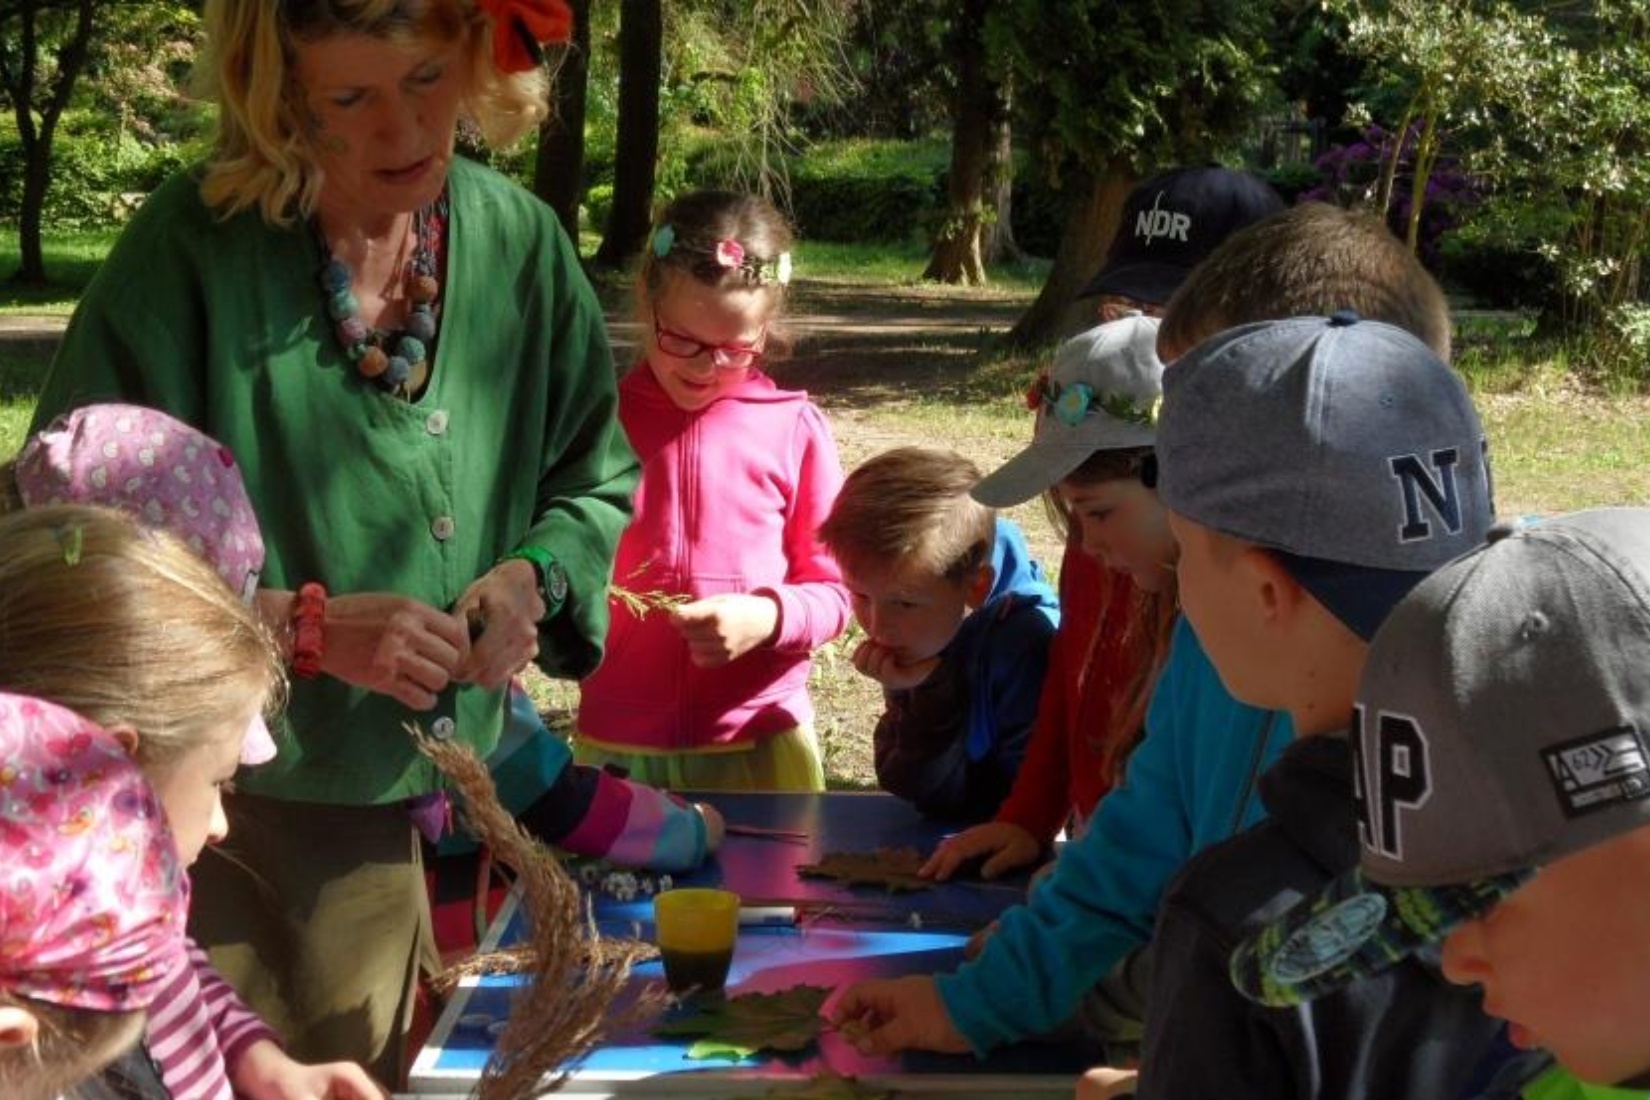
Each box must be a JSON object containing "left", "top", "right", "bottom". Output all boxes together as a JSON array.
[
  {"left": 695, "top": 801, "right": 726, "bottom": 853},
  {"left": 922, "top": 822, "right": 1040, "bottom": 881},
  {"left": 670, "top": 594, "right": 779, "bottom": 667},
  {"left": 830, "top": 975, "right": 971, "bottom": 1056},
  {"left": 851, "top": 639, "right": 941, "bottom": 691},
  {"left": 233, "top": 1039, "right": 387, "bottom": 1100},
  {"left": 1077, "top": 1066, "right": 1139, "bottom": 1099}
]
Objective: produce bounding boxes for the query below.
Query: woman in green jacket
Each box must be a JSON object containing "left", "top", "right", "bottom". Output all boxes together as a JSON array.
[{"left": 30, "top": 0, "right": 637, "bottom": 1085}]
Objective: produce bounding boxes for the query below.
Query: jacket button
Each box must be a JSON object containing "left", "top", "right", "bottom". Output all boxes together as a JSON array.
[
  {"left": 431, "top": 716, "right": 456, "bottom": 739},
  {"left": 431, "top": 516, "right": 455, "bottom": 541}
]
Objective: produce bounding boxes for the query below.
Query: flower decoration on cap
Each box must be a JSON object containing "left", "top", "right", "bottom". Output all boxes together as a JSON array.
[
  {"left": 714, "top": 239, "right": 746, "bottom": 270},
  {"left": 1026, "top": 372, "right": 1158, "bottom": 429},
  {"left": 651, "top": 224, "right": 676, "bottom": 258},
  {"left": 478, "top": 0, "right": 574, "bottom": 74}
]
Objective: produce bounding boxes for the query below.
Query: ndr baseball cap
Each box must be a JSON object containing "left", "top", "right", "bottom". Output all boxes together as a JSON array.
[
  {"left": 1233, "top": 509, "right": 1650, "bottom": 1007},
  {"left": 1080, "top": 166, "right": 1285, "bottom": 305}
]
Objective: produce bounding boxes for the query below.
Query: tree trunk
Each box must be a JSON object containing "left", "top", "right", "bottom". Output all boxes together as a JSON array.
[
  {"left": 922, "top": 0, "right": 994, "bottom": 286},
  {"left": 6, "top": 0, "right": 97, "bottom": 287},
  {"left": 1006, "top": 158, "right": 1137, "bottom": 348},
  {"left": 982, "top": 108, "right": 1023, "bottom": 265},
  {"left": 594, "top": 0, "right": 662, "bottom": 270},
  {"left": 533, "top": 0, "right": 591, "bottom": 242}
]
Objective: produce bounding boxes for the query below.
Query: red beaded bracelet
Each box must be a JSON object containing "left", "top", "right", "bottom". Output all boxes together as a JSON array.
[{"left": 291, "top": 582, "right": 328, "bottom": 679}]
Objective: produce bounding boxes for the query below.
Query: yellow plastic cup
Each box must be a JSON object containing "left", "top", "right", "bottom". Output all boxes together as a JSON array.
[{"left": 653, "top": 888, "right": 739, "bottom": 994}]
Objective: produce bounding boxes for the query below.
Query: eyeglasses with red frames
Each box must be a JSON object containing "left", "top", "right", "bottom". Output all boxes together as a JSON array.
[{"left": 652, "top": 312, "right": 767, "bottom": 370}]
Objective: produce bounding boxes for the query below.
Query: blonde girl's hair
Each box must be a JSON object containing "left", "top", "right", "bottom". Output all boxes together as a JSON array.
[
  {"left": 0, "top": 994, "right": 145, "bottom": 1100},
  {"left": 0, "top": 505, "right": 285, "bottom": 773},
  {"left": 196, "top": 0, "right": 549, "bottom": 226},
  {"left": 1048, "top": 446, "right": 1177, "bottom": 786}
]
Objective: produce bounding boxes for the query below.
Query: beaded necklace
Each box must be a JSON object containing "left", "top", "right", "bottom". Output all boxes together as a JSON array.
[{"left": 315, "top": 192, "right": 448, "bottom": 400}]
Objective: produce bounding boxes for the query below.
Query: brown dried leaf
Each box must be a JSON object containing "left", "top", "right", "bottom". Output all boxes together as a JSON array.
[{"left": 795, "top": 847, "right": 933, "bottom": 893}]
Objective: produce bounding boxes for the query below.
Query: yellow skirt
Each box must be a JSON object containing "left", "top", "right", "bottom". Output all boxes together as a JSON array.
[{"left": 572, "top": 726, "right": 825, "bottom": 792}]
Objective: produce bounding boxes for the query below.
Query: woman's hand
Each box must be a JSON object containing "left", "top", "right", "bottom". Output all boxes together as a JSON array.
[
  {"left": 453, "top": 559, "right": 544, "bottom": 689},
  {"left": 319, "top": 593, "right": 471, "bottom": 710},
  {"left": 922, "top": 822, "right": 1041, "bottom": 882},
  {"left": 830, "top": 975, "right": 972, "bottom": 1056},
  {"left": 851, "top": 639, "right": 941, "bottom": 691},
  {"left": 669, "top": 594, "right": 779, "bottom": 667},
  {"left": 233, "top": 1039, "right": 387, "bottom": 1100}
]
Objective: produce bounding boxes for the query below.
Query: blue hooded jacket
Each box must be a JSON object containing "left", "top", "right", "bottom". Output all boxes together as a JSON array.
[{"left": 872, "top": 519, "right": 1059, "bottom": 822}]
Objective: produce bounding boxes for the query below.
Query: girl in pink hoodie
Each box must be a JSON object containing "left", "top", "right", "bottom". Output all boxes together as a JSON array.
[{"left": 575, "top": 191, "right": 850, "bottom": 791}]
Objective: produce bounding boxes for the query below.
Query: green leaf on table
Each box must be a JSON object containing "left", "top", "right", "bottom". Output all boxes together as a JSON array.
[
  {"left": 653, "top": 985, "right": 830, "bottom": 1061},
  {"left": 762, "top": 1069, "right": 895, "bottom": 1098},
  {"left": 796, "top": 847, "right": 933, "bottom": 893}
]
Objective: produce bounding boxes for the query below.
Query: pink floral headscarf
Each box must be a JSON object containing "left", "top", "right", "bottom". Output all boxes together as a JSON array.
[
  {"left": 11, "top": 404, "right": 276, "bottom": 766},
  {"left": 0, "top": 693, "right": 188, "bottom": 1012}
]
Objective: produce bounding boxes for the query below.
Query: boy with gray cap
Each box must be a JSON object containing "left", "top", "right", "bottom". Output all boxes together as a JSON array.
[
  {"left": 1131, "top": 313, "right": 1504, "bottom": 1099},
  {"left": 1232, "top": 507, "right": 1650, "bottom": 1098}
]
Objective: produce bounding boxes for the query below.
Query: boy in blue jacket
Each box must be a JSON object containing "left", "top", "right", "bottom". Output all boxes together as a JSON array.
[{"left": 819, "top": 447, "right": 1059, "bottom": 822}]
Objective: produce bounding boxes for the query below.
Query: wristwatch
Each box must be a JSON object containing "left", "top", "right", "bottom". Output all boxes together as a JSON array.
[{"left": 504, "top": 546, "right": 568, "bottom": 620}]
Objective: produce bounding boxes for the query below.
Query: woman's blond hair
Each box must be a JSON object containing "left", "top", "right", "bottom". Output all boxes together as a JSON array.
[
  {"left": 0, "top": 993, "right": 145, "bottom": 1100},
  {"left": 0, "top": 505, "right": 284, "bottom": 772},
  {"left": 197, "top": 0, "right": 549, "bottom": 225}
]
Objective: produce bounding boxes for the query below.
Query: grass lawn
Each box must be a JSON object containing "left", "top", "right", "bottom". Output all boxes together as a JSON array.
[{"left": 6, "top": 227, "right": 1650, "bottom": 787}]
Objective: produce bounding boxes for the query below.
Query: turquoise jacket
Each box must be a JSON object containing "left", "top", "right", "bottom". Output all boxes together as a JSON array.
[{"left": 937, "top": 615, "right": 1294, "bottom": 1052}]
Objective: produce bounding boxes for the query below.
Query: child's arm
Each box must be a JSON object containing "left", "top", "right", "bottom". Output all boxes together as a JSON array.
[
  {"left": 871, "top": 654, "right": 990, "bottom": 820},
  {"left": 519, "top": 760, "right": 722, "bottom": 872},
  {"left": 760, "top": 402, "right": 851, "bottom": 653},
  {"left": 928, "top": 631, "right": 1200, "bottom": 1052}
]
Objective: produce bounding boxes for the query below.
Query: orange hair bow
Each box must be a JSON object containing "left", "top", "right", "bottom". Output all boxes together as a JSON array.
[{"left": 479, "top": 0, "right": 574, "bottom": 73}]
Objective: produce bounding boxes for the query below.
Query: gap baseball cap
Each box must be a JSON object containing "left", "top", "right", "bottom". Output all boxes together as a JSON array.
[
  {"left": 1232, "top": 509, "right": 1650, "bottom": 1007},
  {"left": 972, "top": 313, "right": 1163, "bottom": 508},
  {"left": 1154, "top": 313, "right": 1495, "bottom": 640},
  {"left": 1080, "top": 166, "right": 1285, "bottom": 305}
]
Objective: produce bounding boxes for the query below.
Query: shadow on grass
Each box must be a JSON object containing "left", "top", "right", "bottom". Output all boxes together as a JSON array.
[{"left": 0, "top": 344, "right": 54, "bottom": 401}]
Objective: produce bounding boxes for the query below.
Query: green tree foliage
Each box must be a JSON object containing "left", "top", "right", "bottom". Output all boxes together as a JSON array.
[
  {"left": 984, "top": 0, "right": 1276, "bottom": 344},
  {"left": 1335, "top": 0, "right": 1650, "bottom": 374}
]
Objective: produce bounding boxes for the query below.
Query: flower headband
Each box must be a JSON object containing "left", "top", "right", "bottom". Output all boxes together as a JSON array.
[
  {"left": 478, "top": 0, "right": 574, "bottom": 74},
  {"left": 1024, "top": 370, "right": 1160, "bottom": 429},
  {"left": 651, "top": 224, "right": 793, "bottom": 287}
]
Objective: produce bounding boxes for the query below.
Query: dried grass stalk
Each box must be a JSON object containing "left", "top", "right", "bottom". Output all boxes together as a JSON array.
[
  {"left": 409, "top": 724, "right": 658, "bottom": 1098},
  {"left": 608, "top": 582, "right": 689, "bottom": 620},
  {"left": 429, "top": 940, "right": 659, "bottom": 1000}
]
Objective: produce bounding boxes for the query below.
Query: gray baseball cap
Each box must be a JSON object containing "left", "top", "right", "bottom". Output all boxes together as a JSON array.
[
  {"left": 1156, "top": 312, "right": 1495, "bottom": 638},
  {"left": 973, "top": 314, "right": 1163, "bottom": 508},
  {"left": 1231, "top": 508, "right": 1650, "bottom": 1007}
]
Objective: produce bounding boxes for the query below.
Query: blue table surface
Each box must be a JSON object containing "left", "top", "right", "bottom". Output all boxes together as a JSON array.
[{"left": 411, "top": 792, "right": 1094, "bottom": 1093}]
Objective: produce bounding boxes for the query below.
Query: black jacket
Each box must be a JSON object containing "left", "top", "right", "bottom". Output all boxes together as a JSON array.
[{"left": 1137, "top": 734, "right": 1508, "bottom": 1100}]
